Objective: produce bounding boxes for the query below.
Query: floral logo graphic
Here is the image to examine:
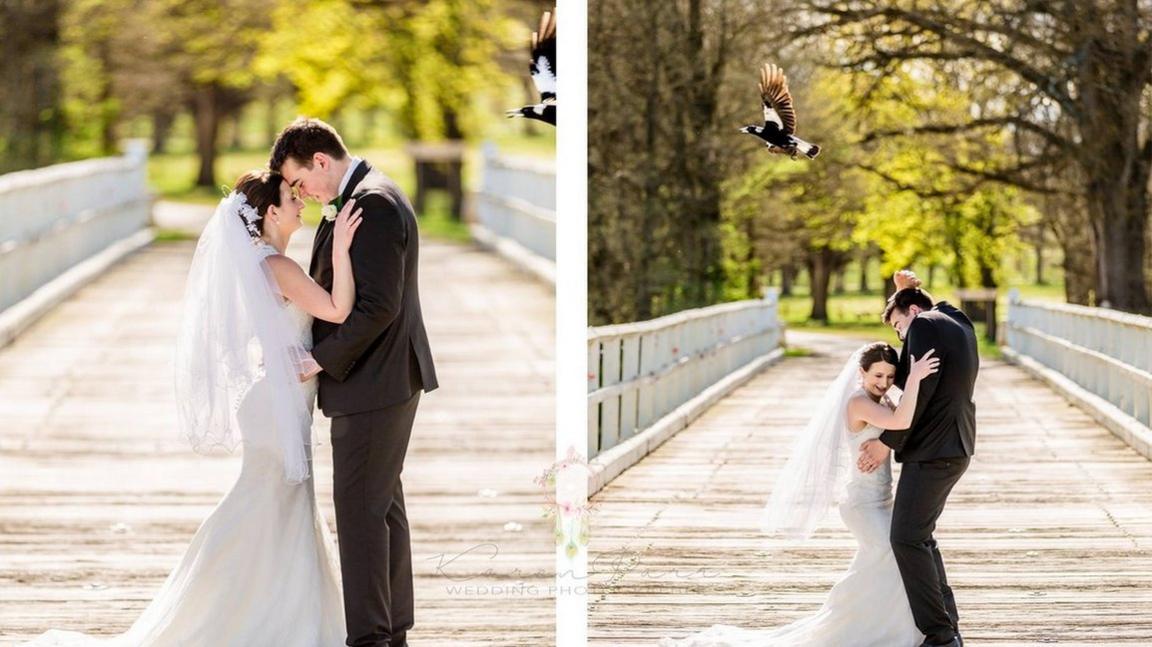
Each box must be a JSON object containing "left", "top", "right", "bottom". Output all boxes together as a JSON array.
[{"left": 534, "top": 446, "right": 593, "bottom": 559}]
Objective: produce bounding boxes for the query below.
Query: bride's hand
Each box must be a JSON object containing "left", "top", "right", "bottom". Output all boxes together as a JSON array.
[
  {"left": 332, "top": 199, "right": 363, "bottom": 253},
  {"left": 908, "top": 349, "right": 939, "bottom": 382}
]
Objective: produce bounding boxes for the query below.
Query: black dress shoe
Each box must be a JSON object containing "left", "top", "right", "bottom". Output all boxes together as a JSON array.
[{"left": 918, "top": 638, "right": 960, "bottom": 647}]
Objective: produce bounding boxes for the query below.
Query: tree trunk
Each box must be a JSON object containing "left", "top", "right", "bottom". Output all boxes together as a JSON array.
[
  {"left": 1078, "top": 41, "right": 1152, "bottom": 312},
  {"left": 193, "top": 83, "right": 221, "bottom": 188},
  {"left": 152, "top": 110, "right": 173, "bottom": 155},
  {"left": 858, "top": 252, "right": 869, "bottom": 293},
  {"left": 98, "top": 39, "right": 116, "bottom": 155},
  {"left": 0, "top": 0, "right": 62, "bottom": 172},
  {"left": 363, "top": 109, "right": 377, "bottom": 146},
  {"left": 1034, "top": 224, "right": 1046, "bottom": 285},
  {"left": 265, "top": 94, "right": 279, "bottom": 145},
  {"left": 1086, "top": 159, "right": 1151, "bottom": 311},
  {"left": 979, "top": 263, "right": 997, "bottom": 289},
  {"left": 1045, "top": 194, "right": 1095, "bottom": 306},
  {"left": 230, "top": 113, "right": 244, "bottom": 150},
  {"left": 808, "top": 249, "right": 834, "bottom": 322},
  {"left": 780, "top": 265, "right": 795, "bottom": 297},
  {"left": 1062, "top": 250, "right": 1095, "bottom": 305},
  {"left": 833, "top": 265, "right": 846, "bottom": 295}
]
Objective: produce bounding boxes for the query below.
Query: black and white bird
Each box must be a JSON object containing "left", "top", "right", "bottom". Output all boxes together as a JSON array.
[
  {"left": 739, "top": 63, "right": 820, "bottom": 159},
  {"left": 506, "top": 8, "right": 556, "bottom": 126}
]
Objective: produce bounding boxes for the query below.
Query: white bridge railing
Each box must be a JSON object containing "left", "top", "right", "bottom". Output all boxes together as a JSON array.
[
  {"left": 472, "top": 144, "right": 555, "bottom": 283},
  {"left": 0, "top": 141, "right": 151, "bottom": 314},
  {"left": 1004, "top": 291, "right": 1152, "bottom": 457},
  {"left": 587, "top": 294, "right": 784, "bottom": 461}
]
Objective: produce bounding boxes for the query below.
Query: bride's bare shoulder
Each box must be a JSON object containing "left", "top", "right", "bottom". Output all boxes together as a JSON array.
[
  {"left": 263, "top": 253, "right": 301, "bottom": 274},
  {"left": 845, "top": 390, "right": 872, "bottom": 433}
]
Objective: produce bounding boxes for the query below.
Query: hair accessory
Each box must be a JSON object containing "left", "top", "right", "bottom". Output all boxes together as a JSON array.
[{"left": 234, "top": 192, "right": 263, "bottom": 240}]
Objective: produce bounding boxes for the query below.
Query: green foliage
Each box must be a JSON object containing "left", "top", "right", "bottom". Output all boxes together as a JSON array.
[
  {"left": 716, "top": 61, "right": 1043, "bottom": 322},
  {"left": 258, "top": 0, "right": 522, "bottom": 141}
]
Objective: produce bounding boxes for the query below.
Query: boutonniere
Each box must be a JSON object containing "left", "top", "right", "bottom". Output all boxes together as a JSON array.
[{"left": 321, "top": 204, "right": 338, "bottom": 222}]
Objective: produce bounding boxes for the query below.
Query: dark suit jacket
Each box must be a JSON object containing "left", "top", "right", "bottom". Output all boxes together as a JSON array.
[
  {"left": 309, "top": 160, "right": 439, "bottom": 417},
  {"left": 880, "top": 301, "right": 978, "bottom": 462}
]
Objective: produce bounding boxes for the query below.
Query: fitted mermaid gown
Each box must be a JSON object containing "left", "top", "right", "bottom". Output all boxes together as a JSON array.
[
  {"left": 659, "top": 423, "right": 925, "bottom": 647},
  {"left": 23, "top": 297, "right": 346, "bottom": 647}
]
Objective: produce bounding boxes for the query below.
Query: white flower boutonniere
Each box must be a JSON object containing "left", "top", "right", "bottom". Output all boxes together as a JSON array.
[{"left": 321, "top": 204, "right": 338, "bottom": 222}]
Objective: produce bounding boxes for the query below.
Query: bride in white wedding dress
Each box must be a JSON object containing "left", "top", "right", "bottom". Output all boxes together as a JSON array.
[
  {"left": 24, "top": 170, "right": 364, "bottom": 646},
  {"left": 660, "top": 342, "right": 939, "bottom": 647}
]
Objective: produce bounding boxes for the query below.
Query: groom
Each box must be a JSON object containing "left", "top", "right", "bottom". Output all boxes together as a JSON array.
[
  {"left": 858, "top": 270, "right": 977, "bottom": 647},
  {"left": 270, "top": 118, "right": 438, "bottom": 647}
]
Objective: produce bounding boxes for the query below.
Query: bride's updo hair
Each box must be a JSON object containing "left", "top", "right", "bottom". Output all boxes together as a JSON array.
[
  {"left": 859, "top": 342, "right": 899, "bottom": 371},
  {"left": 232, "top": 170, "right": 284, "bottom": 238}
]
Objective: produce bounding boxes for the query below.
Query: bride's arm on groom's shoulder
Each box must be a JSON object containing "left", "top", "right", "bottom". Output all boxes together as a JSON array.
[
  {"left": 265, "top": 200, "right": 363, "bottom": 325},
  {"left": 851, "top": 347, "right": 940, "bottom": 433},
  {"left": 311, "top": 192, "right": 407, "bottom": 381},
  {"left": 265, "top": 255, "right": 353, "bottom": 324}
]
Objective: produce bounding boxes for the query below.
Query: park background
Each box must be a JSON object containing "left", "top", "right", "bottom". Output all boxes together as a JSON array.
[
  {"left": 589, "top": 0, "right": 1152, "bottom": 357},
  {"left": 0, "top": 1, "right": 557, "bottom": 644}
]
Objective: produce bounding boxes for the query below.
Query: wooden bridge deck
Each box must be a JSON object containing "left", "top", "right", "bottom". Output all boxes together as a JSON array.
[
  {"left": 589, "top": 331, "right": 1152, "bottom": 646},
  {"left": 0, "top": 229, "right": 555, "bottom": 646}
]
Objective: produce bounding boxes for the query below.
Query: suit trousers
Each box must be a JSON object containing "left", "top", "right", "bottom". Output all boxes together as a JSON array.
[
  {"left": 890, "top": 456, "right": 970, "bottom": 645},
  {"left": 331, "top": 391, "right": 421, "bottom": 647}
]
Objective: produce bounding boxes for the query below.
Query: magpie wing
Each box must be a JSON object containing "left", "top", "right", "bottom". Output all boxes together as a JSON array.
[
  {"left": 530, "top": 9, "right": 557, "bottom": 101},
  {"left": 759, "top": 63, "right": 796, "bottom": 135}
]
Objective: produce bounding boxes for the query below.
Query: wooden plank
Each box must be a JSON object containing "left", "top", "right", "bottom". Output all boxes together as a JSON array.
[
  {"left": 0, "top": 232, "right": 555, "bottom": 646},
  {"left": 589, "top": 331, "right": 1152, "bottom": 645}
]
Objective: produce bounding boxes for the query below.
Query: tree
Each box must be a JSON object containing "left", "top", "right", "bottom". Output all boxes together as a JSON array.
[
  {"left": 157, "top": 0, "right": 267, "bottom": 187},
  {"left": 723, "top": 70, "right": 867, "bottom": 322},
  {"left": 0, "top": 0, "right": 64, "bottom": 173},
  {"left": 259, "top": 0, "right": 521, "bottom": 141},
  {"left": 59, "top": 0, "right": 190, "bottom": 159},
  {"left": 790, "top": 0, "right": 1152, "bottom": 311},
  {"left": 589, "top": 0, "right": 780, "bottom": 324}
]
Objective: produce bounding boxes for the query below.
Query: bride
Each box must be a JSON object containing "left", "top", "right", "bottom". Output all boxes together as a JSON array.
[
  {"left": 660, "top": 341, "right": 939, "bottom": 647},
  {"left": 24, "top": 170, "right": 363, "bottom": 646}
]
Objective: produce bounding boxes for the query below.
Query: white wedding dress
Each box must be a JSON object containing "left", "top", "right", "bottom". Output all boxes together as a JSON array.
[
  {"left": 24, "top": 285, "right": 347, "bottom": 646},
  {"left": 659, "top": 423, "right": 924, "bottom": 647}
]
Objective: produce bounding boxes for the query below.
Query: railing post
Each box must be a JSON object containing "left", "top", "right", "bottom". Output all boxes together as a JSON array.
[{"left": 588, "top": 340, "right": 601, "bottom": 457}]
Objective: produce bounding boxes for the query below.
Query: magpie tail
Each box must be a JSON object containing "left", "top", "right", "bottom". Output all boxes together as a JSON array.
[{"left": 793, "top": 138, "right": 820, "bottom": 159}]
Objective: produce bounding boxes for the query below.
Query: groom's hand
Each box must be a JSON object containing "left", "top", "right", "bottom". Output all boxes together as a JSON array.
[
  {"left": 857, "top": 439, "right": 890, "bottom": 473},
  {"left": 893, "top": 270, "right": 922, "bottom": 291}
]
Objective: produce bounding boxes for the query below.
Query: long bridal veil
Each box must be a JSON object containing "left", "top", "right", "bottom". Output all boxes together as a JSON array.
[
  {"left": 760, "top": 346, "right": 865, "bottom": 539},
  {"left": 173, "top": 191, "right": 316, "bottom": 483}
]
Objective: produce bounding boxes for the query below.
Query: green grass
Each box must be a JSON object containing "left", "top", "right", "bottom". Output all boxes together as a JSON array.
[
  {"left": 415, "top": 192, "right": 471, "bottom": 243},
  {"left": 773, "top": 264, "right": 1056, "bottom": 361},
  {"left": 152, "top": 229, "right": 200, "bottom": 243}
]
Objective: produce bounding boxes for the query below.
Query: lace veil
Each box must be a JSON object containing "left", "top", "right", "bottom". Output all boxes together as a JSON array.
[
  {"left": 760, "top": 345, "right": 865, "bottom": 539},
  {"left": 174, "top": 191, "right": 315, "bottom": 483}
]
